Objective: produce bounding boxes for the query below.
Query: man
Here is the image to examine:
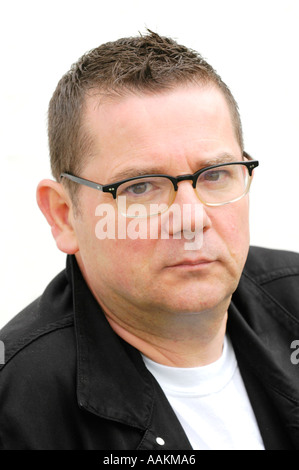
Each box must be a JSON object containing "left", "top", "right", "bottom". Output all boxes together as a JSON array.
[{"left": 1, "top": 31, "right": 299, "bottom": 450}]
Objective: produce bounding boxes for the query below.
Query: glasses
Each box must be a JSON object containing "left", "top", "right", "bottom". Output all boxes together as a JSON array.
[{"left": 60, "top": 153, "right": 259, "bottom": 217}]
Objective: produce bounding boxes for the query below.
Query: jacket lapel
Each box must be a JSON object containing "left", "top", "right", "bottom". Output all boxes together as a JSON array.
[{"left": 68, "top": 255, "right": 154, "bottom": 430}]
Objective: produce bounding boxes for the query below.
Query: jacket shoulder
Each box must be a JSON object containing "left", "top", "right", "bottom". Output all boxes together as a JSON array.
[
  {"left": 0, "top": 269, "right": 74, "bottom": 369},
  {"left": 0, "top": 269, "right": 77, "bottom": 449},
  {"left": 244, "top": 246, "right": 299, "bottom": 284},
  {"left": 239, "top": 246, "right": 299, "bottom": 323}
]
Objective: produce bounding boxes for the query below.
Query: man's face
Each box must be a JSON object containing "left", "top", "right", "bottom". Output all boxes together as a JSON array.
[{"left": 72, "top": 85, "right": 250, "bottom": 323}]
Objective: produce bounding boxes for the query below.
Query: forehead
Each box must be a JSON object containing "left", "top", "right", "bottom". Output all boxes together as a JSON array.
[{"left": 82, "top": 85, "right": 240, "bottom": 179}]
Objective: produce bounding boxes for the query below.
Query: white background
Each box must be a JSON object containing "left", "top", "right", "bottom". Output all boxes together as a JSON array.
[{"left": 1, "top": 0, "right": 298, "bottom": 328}]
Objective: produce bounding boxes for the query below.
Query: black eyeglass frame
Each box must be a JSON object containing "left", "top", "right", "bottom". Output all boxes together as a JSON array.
[{"left": 60, "top": 152, "right": 259, "bottom": 200}]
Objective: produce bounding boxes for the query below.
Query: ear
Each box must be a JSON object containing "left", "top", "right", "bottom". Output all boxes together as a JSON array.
[{"left": 36, "top": 179, "right": 79, "bottom": 254}]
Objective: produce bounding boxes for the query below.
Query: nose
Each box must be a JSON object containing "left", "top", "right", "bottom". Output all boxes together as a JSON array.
[{"left": 163, "top": 181, "right": 212, "bottom": 243}]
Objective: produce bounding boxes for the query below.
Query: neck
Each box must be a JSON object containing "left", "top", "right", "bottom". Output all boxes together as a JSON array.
[{"left": 105, "top": 308, "right": 228, "bottom": 368}]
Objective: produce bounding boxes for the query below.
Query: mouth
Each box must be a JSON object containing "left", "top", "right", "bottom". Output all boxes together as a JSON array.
[{"left": 167, "top": 258, "right": 215, "bottom": 269}]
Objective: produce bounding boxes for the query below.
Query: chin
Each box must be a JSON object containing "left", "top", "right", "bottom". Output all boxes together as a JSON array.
[{"left": 157, "top": 286, "right": 232, "bottom": 316}]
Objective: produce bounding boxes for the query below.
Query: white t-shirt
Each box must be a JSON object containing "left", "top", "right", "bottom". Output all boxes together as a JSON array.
[{"left": 142, "top": 336, "right": 264, "bottom": 450}]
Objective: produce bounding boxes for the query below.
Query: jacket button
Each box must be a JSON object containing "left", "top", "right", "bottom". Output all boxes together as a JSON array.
[{"left": 156, "top": 437, "right": 165, "bottom": 446}]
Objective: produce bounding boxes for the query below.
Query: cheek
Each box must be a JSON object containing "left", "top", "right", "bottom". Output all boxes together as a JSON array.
[
  {"left": 90, "top": 231, "right": 157, "bottom": 288},
  {"left": 90, "top": 237, "right": 159, "bottom": 305},
  {"left": 75, "top": 198, "right": 158, "bottom": 267},
  {"left": 212, "top": 201, "right": 250, "bottom": 258}
]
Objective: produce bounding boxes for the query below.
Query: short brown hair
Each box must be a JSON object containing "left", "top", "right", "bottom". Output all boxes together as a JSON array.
[{"left": 48, "top": 30, "right": 243, "bottom": 198}]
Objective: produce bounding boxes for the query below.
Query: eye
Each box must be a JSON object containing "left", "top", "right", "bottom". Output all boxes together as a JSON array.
[
  {"left": 117, "top": 179, "right": 159, "bottom": 199},
  {"left": 117, "top": 177, "right": 173, "bottom": 203},
  {"left": 203, "top": 170, "right": 228, "bottom": 182},
  {"left": 125, "top": 181, "right": 154, "bottom": 195}
]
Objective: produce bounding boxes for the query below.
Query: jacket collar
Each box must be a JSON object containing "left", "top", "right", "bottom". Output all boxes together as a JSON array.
[{"left": 67, "top": 255, "right": 154, "bottom": 430}]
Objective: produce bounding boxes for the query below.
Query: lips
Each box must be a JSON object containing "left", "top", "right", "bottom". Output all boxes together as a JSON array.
[{"left": 168, "top": 258, "right": 214, "bottom": 268}]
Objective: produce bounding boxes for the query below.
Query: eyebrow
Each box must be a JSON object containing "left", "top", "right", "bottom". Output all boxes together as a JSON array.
[
  {"left": 204, "top": 154, "right": 241, "bottom": 167},
  {"left": 110, "top": 154, "right": 240, "bottom": 182},
  {"left": 111, "top": 167, "right": 167, "bottom": 182}
]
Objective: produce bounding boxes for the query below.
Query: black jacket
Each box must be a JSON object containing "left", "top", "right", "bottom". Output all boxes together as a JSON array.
[{"left": 1, "top": 246, "right": 299, "bottom": 450}]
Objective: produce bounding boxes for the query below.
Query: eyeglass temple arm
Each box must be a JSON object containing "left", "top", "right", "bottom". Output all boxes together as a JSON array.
[
  {"left": 60, "top": 172, "right": 120, "bottom": 198},
  {"left": 60, "top": 173, "right": 104, "bottom": 191}
]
